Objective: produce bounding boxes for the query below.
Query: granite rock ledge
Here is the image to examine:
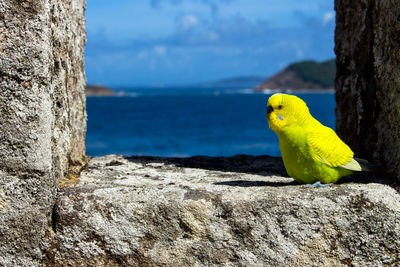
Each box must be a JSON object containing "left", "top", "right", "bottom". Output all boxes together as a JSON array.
[{"left": 46, "top": 155, "right": 400, "bottom": 266}]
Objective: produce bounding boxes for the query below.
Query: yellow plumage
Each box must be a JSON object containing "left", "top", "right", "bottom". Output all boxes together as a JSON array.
[{"left": 266, "top": 93, "right": 362, "bottom": 184}]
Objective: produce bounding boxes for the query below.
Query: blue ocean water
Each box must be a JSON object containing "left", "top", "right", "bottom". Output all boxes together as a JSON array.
[{"left": 86, "top": 88, "right": 335, "bottom": 157}]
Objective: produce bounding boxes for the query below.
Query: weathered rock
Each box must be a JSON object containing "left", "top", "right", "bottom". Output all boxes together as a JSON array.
[
  {"left": 46, "top": 155, "right": 400, "bottom": 266},
  {"left": 0, "top": 0, "right": 86, "bottom": 265},
  {"left": 335, "top": 0, "right": 400, "bottom": 181}
]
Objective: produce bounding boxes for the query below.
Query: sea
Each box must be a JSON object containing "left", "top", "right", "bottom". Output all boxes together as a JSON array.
[{"left": 86, "top": 88, "right": 336, "bottom": 158}]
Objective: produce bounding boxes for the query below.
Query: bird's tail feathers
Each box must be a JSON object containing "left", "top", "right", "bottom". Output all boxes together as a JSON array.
[{"left": 355, "top": 158, "right": 383, "bottom": 172}]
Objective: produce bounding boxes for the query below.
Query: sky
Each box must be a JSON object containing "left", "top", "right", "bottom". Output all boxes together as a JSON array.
[{"left": 85, "top": 0, "right": 335, "bottom": 87}]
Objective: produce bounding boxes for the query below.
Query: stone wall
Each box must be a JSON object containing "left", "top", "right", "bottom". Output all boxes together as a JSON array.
[
  {"left": 335, "top": 0, "right": 400, "bottom": 181},
  {"left": 0, "top": 0, "right": 86, "bottom": 265},
  {"left": 45, "top": 155, "right": 400, "bottom": 266}
]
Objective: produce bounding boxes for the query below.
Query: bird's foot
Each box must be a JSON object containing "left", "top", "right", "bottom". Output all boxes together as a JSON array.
[{"left": 304, "top": 181, "right": 332, "bottom": 188}]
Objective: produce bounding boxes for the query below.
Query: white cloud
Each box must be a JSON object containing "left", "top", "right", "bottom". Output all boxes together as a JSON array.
[
  {"left": 153, "top": 45, "right": 167, "bottom": 56},
  {"left": 322, "top": 11, "right": 334, "bottom": 25},
  {"left": 207, "top": 31, "right": 220, "bottom": 41},
  {"left": 180, "top": 14, "right": 199, "bottom": 29},
  {"left": 136, "top": 50, "right": 149, "bottom": 60}
]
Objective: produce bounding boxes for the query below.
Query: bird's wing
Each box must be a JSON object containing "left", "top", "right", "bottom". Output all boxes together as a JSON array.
[{"left": 307, "top": 126, "right": 361, "bottom": 171}]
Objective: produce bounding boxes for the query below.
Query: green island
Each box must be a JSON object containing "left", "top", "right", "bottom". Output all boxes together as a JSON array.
[{"left": 255, "top": 58, "right": 336, "bottom": 91}]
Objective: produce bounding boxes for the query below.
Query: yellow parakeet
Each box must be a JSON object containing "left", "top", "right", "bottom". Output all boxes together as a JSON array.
[{"left": 266, "top": 93, "right": 363, "bottom": 185}]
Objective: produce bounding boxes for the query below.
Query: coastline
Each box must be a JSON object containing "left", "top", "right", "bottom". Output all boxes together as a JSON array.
[{"left": 256, "top": 88, "right": 335, "bottom": 94}]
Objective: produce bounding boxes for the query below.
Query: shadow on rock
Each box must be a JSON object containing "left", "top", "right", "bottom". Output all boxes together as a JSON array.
[
  {"left": 213, "top": 180, "right": 297, "bottom": 187},
  {"left": 337, "top": 172, "right": 392, "bottom": 185},
  {"left": 125, "top": 154, "right": 288, "bottom": 177}
]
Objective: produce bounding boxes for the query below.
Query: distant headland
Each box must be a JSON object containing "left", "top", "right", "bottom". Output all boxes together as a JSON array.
[
  {"left": 85, "top": 85, "right": 117, "bottom": 96},
  {"left": 186, "top": 58, "right": 336, "bottom": 92},
  {"left": 255, "top": 59, "right": 335, "bottom": 92}
]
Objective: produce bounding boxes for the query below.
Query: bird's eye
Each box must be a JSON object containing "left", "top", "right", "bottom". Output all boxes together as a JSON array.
[{"left": 277, "top": 105, "right": 283, "bottom": 110}]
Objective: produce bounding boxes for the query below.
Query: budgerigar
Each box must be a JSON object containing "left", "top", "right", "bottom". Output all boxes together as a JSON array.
[{"left": 266, "top": 93, "right": 365, "bottom": 185}]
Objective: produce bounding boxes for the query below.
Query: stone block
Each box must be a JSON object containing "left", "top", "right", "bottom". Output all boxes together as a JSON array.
[
  {"left": 0, "top": 0, "right": 86, "bottom": 265},
  {"left": 335, "top": 0, "right": 400, "bottom": 181},
  {"left": 46, "top": 155, "right": 400, "bottom": 266}
]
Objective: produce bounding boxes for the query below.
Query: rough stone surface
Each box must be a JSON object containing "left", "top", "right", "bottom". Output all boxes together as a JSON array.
[
  {"left": 45, "top": 155, "right": 400, "bottom": 266},
  {"left": 335, "top": 0, "right": 400, "bottom": 181},
  {"left": 0, "top": 0, "right": 86, "bottom": 265}
]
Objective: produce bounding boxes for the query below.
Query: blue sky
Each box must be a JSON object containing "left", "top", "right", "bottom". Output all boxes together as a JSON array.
[{"left": 85, "top": 0, "right": 335, "bottom": 87}]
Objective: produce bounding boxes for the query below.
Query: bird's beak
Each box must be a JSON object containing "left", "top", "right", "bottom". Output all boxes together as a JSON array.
[{"left": 266, "top": 106, "right": 273, "bottom": 114}]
